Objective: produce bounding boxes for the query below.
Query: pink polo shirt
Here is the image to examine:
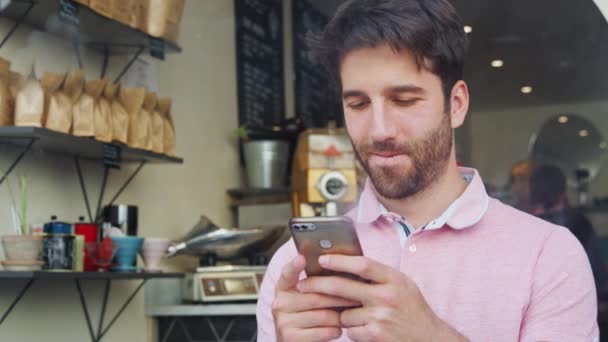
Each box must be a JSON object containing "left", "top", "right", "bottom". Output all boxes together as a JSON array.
[{"left": 256, "top": 168, "right": 599, "bottom": 341}]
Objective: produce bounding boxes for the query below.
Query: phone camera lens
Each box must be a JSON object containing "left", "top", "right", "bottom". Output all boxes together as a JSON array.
[
  {"left": 294, "top": 225, "right": 301, "bottom": 230},
  {"left": 302, "top": 225, "right": 308, "bottom": 230}
]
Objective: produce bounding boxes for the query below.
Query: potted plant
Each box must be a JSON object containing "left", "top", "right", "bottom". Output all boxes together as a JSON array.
[{"left": 1, "top": 176, "right": 43, "bottom": 271}]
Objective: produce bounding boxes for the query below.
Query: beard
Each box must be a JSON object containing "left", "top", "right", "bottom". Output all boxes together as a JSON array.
[{"left": 352, "top": 113, "right": 453, "bottom": 199}]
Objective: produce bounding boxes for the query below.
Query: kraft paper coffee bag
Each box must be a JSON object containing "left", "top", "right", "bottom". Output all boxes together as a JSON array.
[
  {"left": 15, "top": 66, "right": 44, "bottom": 127},
  {"left": 73, "top": 79, "right": 105, "bottom": 137},
  {"left": 142, "top": 92, "right": 157, "bottom": 151},
  {"left": 158, "top": 97, "right": 175, "bottom": 156},
  {"left": 0, "top": 58, "right": 13, "bottom": 126},
  {"left": 105, "top": 83, "right": 129, "bottom": 145},
  {"left": 149, "top": 94, "right": 164, "bottom": 153},
  {"left": 95, "top": 80, "right": 113, "bottom": 142},
  {"left": 41, "top": 72, "right": 72, "bottom": 133},
  {"left": 120, "top": 87, "right": 146, "bottom": 149}
]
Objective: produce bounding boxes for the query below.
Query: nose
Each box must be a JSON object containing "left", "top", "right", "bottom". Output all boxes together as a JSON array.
[{"left": 369, "top": 100, "right": 398, "bottom": 142}]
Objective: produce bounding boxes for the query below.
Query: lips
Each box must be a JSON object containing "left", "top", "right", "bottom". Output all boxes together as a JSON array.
[
  {"left": 370, "top": 152, "right": 401, "bottom": 158},
  {"left": 368, "top": 152, "right": 407, "bottom": 167},
  {"left": 372, "top": 152, "right": 399, "bottom": 158}
]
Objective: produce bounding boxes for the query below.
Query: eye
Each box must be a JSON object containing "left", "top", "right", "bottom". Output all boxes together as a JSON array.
[
  {"left": 346, "top": 100, "right": 369, "bottom": 110},
  {"left": 393, "top": 98, "right": 420, "bottom": 107}
]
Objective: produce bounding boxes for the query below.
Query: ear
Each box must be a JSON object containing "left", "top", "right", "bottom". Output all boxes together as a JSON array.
[{"left": 449, "top": 80, "right": 469, "bottom": 129}]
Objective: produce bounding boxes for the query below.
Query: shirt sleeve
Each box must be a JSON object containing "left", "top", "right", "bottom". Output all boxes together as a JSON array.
[
  {"left": 256, "top": 239, "right": 299, "bottom": 341},
  {"left": 519, "top": 227, "right": 599, "bottom": 342}
]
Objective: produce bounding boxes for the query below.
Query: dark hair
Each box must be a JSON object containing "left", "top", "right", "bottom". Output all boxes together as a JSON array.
[
  {"left": 530, "top": 164, "right": 567, "bottom": 210},
  {"left": 308, "top": 0, "right": 468, "bottom": 105}
]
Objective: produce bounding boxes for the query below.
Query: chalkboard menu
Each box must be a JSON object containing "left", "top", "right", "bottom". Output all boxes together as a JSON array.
[
  {"left": 235, "top": 0, "right": 285, "bottom": 127},
  {"left": 293, "top": 0, "right": 343, "bottom": 128}
]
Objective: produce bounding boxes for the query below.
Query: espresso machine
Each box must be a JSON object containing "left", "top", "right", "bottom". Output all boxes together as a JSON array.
[{"left": 291, "top": 127, "right": 358, "bottom": 217}]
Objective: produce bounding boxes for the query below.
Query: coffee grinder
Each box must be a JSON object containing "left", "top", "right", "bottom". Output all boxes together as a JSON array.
[{"left": 290, "top": 127, "right": 358, "bottom": 217}]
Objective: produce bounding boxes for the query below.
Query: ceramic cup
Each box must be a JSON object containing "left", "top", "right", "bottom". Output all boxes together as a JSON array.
[
  {"left": 111, "top": 236, "right": 143, "bottom": 272},
  {"left": 140, "top": 238, "right": 170, "bottom": 272}
]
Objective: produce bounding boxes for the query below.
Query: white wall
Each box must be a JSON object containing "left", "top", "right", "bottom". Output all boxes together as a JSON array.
[{"left": 0, "top": 1, "right": 242, "bottom": 341}]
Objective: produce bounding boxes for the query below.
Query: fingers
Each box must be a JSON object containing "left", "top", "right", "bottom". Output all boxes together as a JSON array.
[
  {"left": 276, "top": 255, "right": 306, "bottom": 292},
  {"left": 346, "top": 325, "right": 375, "bottom": 342},
  {"left": 298, "top": 275, "right": 371, "bottom": 304},
  {"left": 319, "top": 255, "right": 393, "bottom": 283},
  {"left": 277, "top": 309, "right": 341, "bottom": 329},
  {"left": 340, "top": 306, "right": 370, "bottom": 327},
  {"left": 273, "top": 291, "right": 359, "bottom": 313},
  {"left": 278, "top": 327, "right": 343, "bottom": 342}
]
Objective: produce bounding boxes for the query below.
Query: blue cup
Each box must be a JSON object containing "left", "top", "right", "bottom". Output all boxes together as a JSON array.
[{"left": 111, "top": 236, "right": 143, "bottom": 272}]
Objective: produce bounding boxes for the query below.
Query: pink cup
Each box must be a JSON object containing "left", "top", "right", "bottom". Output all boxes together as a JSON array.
[{"left": 140, "top": 238, "right": 170, "bottom": 272}]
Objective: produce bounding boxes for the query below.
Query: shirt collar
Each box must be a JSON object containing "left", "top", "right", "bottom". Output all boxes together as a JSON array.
[{"left": 356, "top": 167, "right": 489, "bottom": 230}]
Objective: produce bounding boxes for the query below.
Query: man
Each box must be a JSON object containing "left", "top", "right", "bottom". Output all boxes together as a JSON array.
[
  {"left": 256, "top": 0, "right": 598, "bottom": 341},
  {"left": 529, "top": 164, "right": 606, "bottom": 301},
  {"left": 510, "top": 160, "right": 534, "bottom": 211}
]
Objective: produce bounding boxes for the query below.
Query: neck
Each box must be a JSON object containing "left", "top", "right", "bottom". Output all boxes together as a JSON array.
[{"left": 378, "top": 153, "right": 467, "bottom": 229}]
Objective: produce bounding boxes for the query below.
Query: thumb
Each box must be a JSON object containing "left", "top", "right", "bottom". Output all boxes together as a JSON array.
[{"left": 275, "top": 255, "right": 306, "bottom": 292}]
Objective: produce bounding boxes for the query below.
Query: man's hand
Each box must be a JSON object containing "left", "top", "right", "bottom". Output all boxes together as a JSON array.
[
  {"left": 272, "top": 255, "right": 359, "bottom": 342},
  {"left": 297, "top": 255, "right": 468, "bottom": 342}
]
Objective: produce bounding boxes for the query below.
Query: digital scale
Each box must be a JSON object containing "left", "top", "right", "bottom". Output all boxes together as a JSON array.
[{"left": 182, "top": 265, "right": 266, "bottom": 303}]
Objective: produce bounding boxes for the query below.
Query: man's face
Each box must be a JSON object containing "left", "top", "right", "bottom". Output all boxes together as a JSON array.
[{"left": 340, "top": 45, "right": 454, "bottom": 199}]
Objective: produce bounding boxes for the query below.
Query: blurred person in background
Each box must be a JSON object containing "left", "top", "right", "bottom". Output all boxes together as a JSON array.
[
  {"left": 530, "top": 164, "right": 607, "bottom": 301},
  {"left": 509, "top": 160, "right": 534, "bottom": 212}
]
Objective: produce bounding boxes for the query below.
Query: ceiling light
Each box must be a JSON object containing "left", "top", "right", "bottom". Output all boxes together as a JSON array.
[
  {"left": 521, "top": 86, "right": 533, "bottom": 94},
  {"left": 600, "top": 142, "right": 607, "bottom": 149},
  {"left": 558, "top": 116, "right": 569, "bottom": 124},
  {"left": 579, "top": 130, "right": 589, "bottom": 137},
  {"left": 464, "top": 26, "right": 473, "bottom": 34},
  {"left": 491, "top": 60, "right": 504, "bottom": 68}
]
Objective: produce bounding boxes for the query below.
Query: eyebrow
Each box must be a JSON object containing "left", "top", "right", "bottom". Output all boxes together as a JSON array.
[
  {"left": 385, "top": 84, "right": 425, "bottom": 96},
  {"left": 342, "top": 84, "right": 426, "bottom": 99},
  {"left": 342, "top": 90, "right": 366, "bottom": 100}
]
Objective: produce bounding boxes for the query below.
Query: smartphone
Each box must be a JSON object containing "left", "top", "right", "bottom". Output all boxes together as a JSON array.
[{"left": 289, "top": 216, "right": 364, "bottom": 279}]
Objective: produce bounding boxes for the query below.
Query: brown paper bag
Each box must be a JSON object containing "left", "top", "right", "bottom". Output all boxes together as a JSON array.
[
  {"left": 0, "top": 57, "right": 10, "bottom": 76},
  {"left": 89, "top": 0, "right": 112, "bottom": 19},
  {"left": 73, "top": 79, "right": 105, "bottom": 137},
  {"left": 0, "top": 58, "right": 13, "bottom": 127},
  {"left": 106, "top": 84, "right": 129, "bottom": 144},
  {"left": 41, "top": 72, "right": 72, "bottom": 133},
  {"left": 8, "top": 71, "right": 23, "bottom": 100},
  {"left": 147, "top": 93, "right": 163, "bottom": 153},
  {"left": 51, "top": 69, "right": 85, "bottom": 134},
  {"left": 120, "top": 87, "right": 146, "bottom": 149},
  {"left": 95, "top": 80, "right": 113, "bottom": 142},
  {"left": 15, "top": 68, "right": 44, "bottom": 127},
  {"left": 142, "top": 92, "right": 157, "bottom": 151},
  {"left": 62, "top": 70, "right": 85, "bottom": 104},
  {"left": 158, "top": 98, "right": 175, "bottom": 156},
  {"left": 0, "top": 78, "right": 12, "bottom": 127},
  {"left": 138, "top": 0, "right": 185, "bottom": 43},
  {"left": 110, "top": 0, "right": 137, "bottom": 27}
]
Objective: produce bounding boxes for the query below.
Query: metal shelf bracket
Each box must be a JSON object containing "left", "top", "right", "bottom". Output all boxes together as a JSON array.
[{"left": 75, "top": 278, "right": 148, "bottom": 342}]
